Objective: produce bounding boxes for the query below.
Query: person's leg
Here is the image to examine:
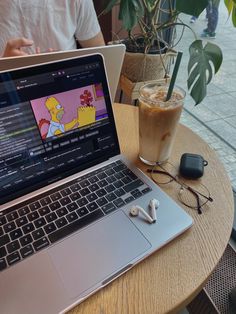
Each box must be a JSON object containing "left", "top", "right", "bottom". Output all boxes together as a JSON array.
[{"left": 207, "top": 3, "right": 219, "bottom": 34}]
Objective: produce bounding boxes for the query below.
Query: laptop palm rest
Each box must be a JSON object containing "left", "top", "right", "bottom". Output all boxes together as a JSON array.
[{"left": 49, "top": 211, "right": 151, "bottom": 299}]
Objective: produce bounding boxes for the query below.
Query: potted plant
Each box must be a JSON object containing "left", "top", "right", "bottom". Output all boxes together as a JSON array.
[{"left": 101, "top": 0, "right": 236, "bottom": 104}]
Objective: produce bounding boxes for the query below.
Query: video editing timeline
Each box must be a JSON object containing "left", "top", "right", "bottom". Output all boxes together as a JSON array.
[{"left": 0, "top": 58, "right": 118, "bottom": 202}]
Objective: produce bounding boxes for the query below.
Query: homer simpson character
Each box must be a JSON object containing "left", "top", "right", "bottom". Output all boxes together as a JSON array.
[{"left": 45, "top": 96, "right": 77, "bottom": 138}]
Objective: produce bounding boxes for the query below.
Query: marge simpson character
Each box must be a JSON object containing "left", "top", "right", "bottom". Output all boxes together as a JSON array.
[{"left": 45, "top": 97, "right": 77, "bottom": 138}]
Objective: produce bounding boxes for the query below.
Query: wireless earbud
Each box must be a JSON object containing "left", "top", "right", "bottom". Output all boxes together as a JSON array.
[
  {"left": 130, "top": 205, "right": 154, "bottom": 223},
  {"left": 149, "top": 199, "right": 160, "bottom": 222}
]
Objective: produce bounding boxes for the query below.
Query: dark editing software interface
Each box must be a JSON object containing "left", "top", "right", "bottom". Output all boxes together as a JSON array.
[{"left": 0, "top": 57, "right": 119, "bottom": 204}]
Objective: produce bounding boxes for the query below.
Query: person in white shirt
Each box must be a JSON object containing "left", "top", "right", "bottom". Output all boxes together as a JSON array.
[{"left": 0, "top": 0, "right": 105, "bottom": 57}]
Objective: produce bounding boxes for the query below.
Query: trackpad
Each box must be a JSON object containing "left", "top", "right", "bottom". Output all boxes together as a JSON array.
[{"left": 49, "top": 211, "right": 151, "bottom": 298}]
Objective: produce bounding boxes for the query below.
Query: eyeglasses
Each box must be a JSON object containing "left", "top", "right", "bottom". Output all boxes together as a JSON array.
[{"left": 147, "top": 162, "right": 213, "bottom": 214}]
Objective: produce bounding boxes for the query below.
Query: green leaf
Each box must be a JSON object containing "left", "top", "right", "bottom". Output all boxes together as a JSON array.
[
  {"left": 187, "top": 40, "right": 223, "bottom": 105},
  {"left": 233, "top": 6, "right": 236, "bottom": 26},
  {"left": 119, "top": 0, "right": 144, "bottom": 31},
  {"left": 102, "top": 0, "right": 119, "bottom": 14},
  {"left": 176, "top": 0, "right": 208, "bottom": 17}
]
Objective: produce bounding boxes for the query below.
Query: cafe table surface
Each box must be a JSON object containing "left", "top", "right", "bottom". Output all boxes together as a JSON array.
[{"left": 69, "top": 103, "right": 234, "bottom": 314}]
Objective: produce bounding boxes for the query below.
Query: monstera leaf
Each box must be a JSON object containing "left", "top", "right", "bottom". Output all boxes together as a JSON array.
[{"left": 187, "top": 40, "right": 223, "bottom": 105}]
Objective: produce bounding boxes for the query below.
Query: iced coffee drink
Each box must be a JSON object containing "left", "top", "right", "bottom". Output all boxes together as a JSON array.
[{"left": 139, "top": 83, "right": 185, "bottom": 165}]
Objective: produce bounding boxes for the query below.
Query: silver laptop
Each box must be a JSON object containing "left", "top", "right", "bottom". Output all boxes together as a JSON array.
[
  {"left": 0, "top": 53, "right": 193, "bottom": 314},
  {"left": 0, "top": 44, "right": 126, "bottom": 103}
]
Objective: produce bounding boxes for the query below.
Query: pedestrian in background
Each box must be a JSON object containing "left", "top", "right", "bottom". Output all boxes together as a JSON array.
[{"left": 201, "top": 0, "right": 220, "bottom": 38}]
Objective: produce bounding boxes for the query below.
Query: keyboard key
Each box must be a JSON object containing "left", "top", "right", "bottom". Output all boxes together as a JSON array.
[
  {"left": 131, "top": 189, "right": 142, "bottom": 198},
  {"left": 97, "top": 172, "right": 107, "bottom": 180},
  {"left": 45, "top": 212, "right": 57, "bottom": 223},
  {"left": 67, "top": 202, "right": 79, "bottom": 212},
  {"left": 61, "top": 188, "right": 72, "bottom": 197},
  {"left": 7, "top": 240, "right": 20, "bottom": 254},
  {"left": 80, "top": 188, "right": 90, "bottom": 196},
  {"left": 9, "top": 228, "right": 23, "bottom": 241},
  {"left": 87, "top": 193, "right": 98, "bottom": 202},
  {"left": 96, "top": 189, "right": 107, "bottom": 197},
  {"left": 123, "top": 179, "right": 144, "bottom": 193},
  {"left": 101, "top": 203, "right": 117, "bottom": 215},
  {"left": 22, "top": 223, "right": 35, "bottom": 234},
  {"left": 105, "top": 184, "right": 115, "bottom": 193},
  {"left": 113, "top": 181, "right": 124, "bottom": 188},
  {"left": 88, "top": 175, "right": 98, "bottom": 184},
  {"left": 60, "top": 196, "right": 71, "bottom": 206},
  {"left": 6, "top": 211, "right": 18, "bottom": 222},
  {"left": 56, "top": 207, "right": 68, "bottom": 217},
  {"left": 49, "top": 209, "right": 104, "bottom": 244},
  {"left": 76, "top": 207, "right": 89, "bottom": 217},
  {"left": 122, "top": 176, "right": 132, "bottom": 184},
  {"left": 106, "top": 192, "right": 117, "bottom": 202},
  {"left": 70, "top": 192, "right": 81, "bottom": 201},
  {"left": 55, "top": 217, "right": 67, "bottom": 229},
  {"left": 97, "top": 197, "right": 108, "bottom": 206},
  {"left": 113, "top": 198, "right": 125, "bottom": 208},
  {"left": 77, "top": 198, "right": 88, "bottom": 207},
  {"left": 141, "top": 187, "right": 152, "bottom": 194},
  {"left": 34, "top": 217, "right": 46, "bottom": 229},
  {"left": 114, "top": 188, "right": 125, "bottom": 197},
  {"left": 39, "top": 206, "right": 50, "bottom": 216},
  {"left": 29, "top": 201, "right": 41, "bottom": 211},
  {"left": 66, "top": 212, "right": 78, "bottom": 223},
  {"left": 27, "top": 211, "right": 40, "bottom": 221},
  {"left": 33, "top": 237, "right": 49, "bottom": 251},
  {"left": 20, "top": 234, "right": 33, "bottom": 247},
  {"left": 20, "top": 245, "right": 34, "bottom": 258},
  {"left": 49, "top": 201, "right": 61, "bottom": 211},
  {"left": 0, "top": 234, "right": 10, "bottom": 246},
  {"left": 0, "top": 216, "right": 7, "bottom": 227},
  {"left": 0, "top": 246, "right": 7, "bottom": 258},
  {"left": 124, "top": 196, "right": 135, "bottom": 204},
  {"left": 18, "top": 206, "right": 30, "bottom": 216},
  {"left": 0, "top": 258, "right": 7, "bottom": 271},
  {"left": 87, "top": 202, "right": 98, "bottom": 212},
  {"left": 89, "top": 183, "right": 99, "bottom": 192},
  {"left": 70, "top": 183, "right": 80, "bottom": 192},
  {"left": 3, "top": 221, "right": 16, "bottom": 233},
  {"left": 80, "top": 180, "right": 90, "bottom": 188},
  {"left": 51, "top": 192, "right": 62, "bottom": 201},
  {"left": 44, "top": 222, "right": 57, "bottom": 234},
  {"left": 16, "top": 216, "right": 28, "bottom": 227},
  {"left": 7, "top": 251, "right": 21, "bottom": 266},
  {"left": 0, "top": 226, "right": 3, "bottom": 237},
  {"left": 32, "top": 228, "right": 45, "bottom": 240},
  {"left": 98, "top": 179, "right": 108, "bottom": 188},
  {"left": 40, "top": 196, "right": 52, "bottom": 206}
]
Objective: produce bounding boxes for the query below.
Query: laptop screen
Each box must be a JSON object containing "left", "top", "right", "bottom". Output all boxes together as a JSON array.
[{"left": 0, "top": 54, "right": 120, "bottom": 205}]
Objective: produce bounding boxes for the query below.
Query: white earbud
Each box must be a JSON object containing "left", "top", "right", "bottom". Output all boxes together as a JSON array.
[
  {"left": 149, "top": 199, "right": 160, "bottom": 222},
  {"left": 130, "top": 205, "right": 154, "bottom": 223}
]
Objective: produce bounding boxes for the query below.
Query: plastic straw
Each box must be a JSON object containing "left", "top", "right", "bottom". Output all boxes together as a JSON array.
[{"left": 165, "top": 51, "right": 183, "bottom": 101}]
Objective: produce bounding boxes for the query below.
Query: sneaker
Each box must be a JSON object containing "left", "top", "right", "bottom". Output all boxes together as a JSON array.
[
  {"left": 190, "top": 16, "right": 197, "bottom": 23},
  {"left": 201, "top": 30, "right": 216, "bottom": 39}
]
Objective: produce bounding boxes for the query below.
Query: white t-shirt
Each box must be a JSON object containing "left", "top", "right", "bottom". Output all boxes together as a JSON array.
[{"left": 0, "top": 0, "right": 101, "bottom": 55}]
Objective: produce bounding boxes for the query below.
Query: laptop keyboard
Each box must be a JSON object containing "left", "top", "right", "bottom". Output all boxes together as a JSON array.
[{"left": 0, "top": 160, "right": 152, "bottom": 271}]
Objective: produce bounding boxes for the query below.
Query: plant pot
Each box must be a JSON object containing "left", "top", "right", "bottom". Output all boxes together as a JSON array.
[
  {"left": 121, "top": 50, "right": 176, "bottom": 82},
  {"left": 109, "top": 39, "right": 176, "bottom": 82}
]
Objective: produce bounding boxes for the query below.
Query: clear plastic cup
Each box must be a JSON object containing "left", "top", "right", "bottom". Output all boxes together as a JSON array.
[{"left": 139, "top": 82, "right": 185, "bottom": 165}]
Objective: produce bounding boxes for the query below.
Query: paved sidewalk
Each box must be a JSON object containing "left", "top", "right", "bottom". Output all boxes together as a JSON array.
[{"left": 175, "top": 1, "right": 236, "bottom": 191}]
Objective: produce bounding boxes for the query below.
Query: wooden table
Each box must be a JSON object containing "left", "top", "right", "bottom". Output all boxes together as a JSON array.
[{"left": 69, "top": 103, "right": 234, "bottom": 314}]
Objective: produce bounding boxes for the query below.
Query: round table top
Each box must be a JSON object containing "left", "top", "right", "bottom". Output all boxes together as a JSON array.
[{"left": 69, "top": 103, "right": 234, "bottom": 314}]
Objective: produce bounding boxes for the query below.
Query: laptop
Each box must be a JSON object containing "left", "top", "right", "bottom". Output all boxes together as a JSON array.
[
  {"left": 0, "top": 44, "right": 126, "bottom": 103},
  {"left": 0, "top": 53, "right": 193, "bottom": 314}
]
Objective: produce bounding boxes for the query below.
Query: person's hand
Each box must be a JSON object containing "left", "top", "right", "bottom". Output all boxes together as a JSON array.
[{"left": 2, "top": 37, "right": 34, "bottom": 57}]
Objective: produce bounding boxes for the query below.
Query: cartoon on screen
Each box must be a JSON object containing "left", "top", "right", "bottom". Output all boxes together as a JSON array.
[{"left": 30, "top": 84, "right": 108, "bottom": 141}]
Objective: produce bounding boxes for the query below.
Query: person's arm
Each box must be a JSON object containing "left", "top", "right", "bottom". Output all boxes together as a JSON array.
[
  {"left": 78, "top": 31, "right": 105, "bottom": 48},
  {"left": 2, "top": 37, "right": 33, "bottom": 57}
]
